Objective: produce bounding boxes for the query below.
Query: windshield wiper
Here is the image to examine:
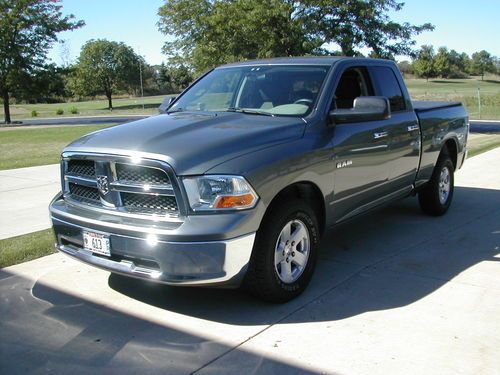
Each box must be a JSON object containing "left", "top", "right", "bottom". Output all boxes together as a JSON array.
[{"left": 226, "top": 107, "right": 275, "bottom": 117}]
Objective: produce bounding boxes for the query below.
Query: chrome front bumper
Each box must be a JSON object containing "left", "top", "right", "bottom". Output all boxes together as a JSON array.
[{"left": 50, "top": 195, "right": 260, "bottom": 288}]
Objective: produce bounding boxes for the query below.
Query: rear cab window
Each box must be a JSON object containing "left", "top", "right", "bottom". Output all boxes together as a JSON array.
[{"left": 369, "top": 66, "right": 406, "bottom": 112}]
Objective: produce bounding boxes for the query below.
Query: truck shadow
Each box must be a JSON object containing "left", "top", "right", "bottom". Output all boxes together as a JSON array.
[
  {"left": 0, "top": 270, "right": 320, "bottom": 375},
  {"left": 107, "top": 185, "right": 500, "bottom": 325}
]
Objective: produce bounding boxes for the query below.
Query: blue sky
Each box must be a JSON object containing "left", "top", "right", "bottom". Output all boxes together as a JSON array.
[{"left": 48, "top": 0, "right": 499, "bottom": 65}]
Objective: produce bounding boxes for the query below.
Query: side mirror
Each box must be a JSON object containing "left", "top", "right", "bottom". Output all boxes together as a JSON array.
[
  {"left": 329, "top": 96, "right": 391, "bottom": 124},
  {"left": 159, "top": 96, "right": 177, "bottom": 114}
]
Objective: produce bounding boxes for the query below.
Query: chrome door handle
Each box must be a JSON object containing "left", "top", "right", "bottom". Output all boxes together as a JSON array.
[
  {"left": 373, "top": 131, "right": 388, "bottom": 139},
  {"left": 407, "top": 124, "right": 419, "bottom": 132}
]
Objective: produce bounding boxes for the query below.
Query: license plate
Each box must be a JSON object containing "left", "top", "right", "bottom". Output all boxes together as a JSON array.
[{"left": 83, "top": 231, "right": 111, "bottom": 256}]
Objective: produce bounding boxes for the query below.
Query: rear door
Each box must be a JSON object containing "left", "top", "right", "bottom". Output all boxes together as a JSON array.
[{"left": 368, "top": 66, "right": 420, "bottom": 192}]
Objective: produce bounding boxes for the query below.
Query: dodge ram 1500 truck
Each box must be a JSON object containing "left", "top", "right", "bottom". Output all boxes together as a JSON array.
[{"left": 49, "top": 57, "right": 468, "bottom": 302}]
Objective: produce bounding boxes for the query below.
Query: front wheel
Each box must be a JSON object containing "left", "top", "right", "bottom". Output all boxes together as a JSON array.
[
  {"left": 244, "top": 200, "right": 319, "bottom": 303},
  {"left": 418, "top": 154, "right": 454, "bottom": 216}
]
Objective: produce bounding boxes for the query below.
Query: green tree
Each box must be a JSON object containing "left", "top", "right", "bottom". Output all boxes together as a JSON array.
[
  {"left": 71, "top": 39, "right": 142, "bottom": 109},
  {"left": 169, "top": 64, "right": 193, "bottom": 91},
  {"left": 14, "top": 64, "right": 70, "bottom": 103},
  {"left": 413, "top": 45, "right": 436, "bottom": 81},
  {"left": 434, "top": 47, "right": 451, "bottom": 78},
  {"left": 298, "top": 0, "right": 434, "bottom": 58},
  {"left": 470, "top": 50, "right": 496, "bottom": 80},
  {"left": 0, "top": 0, "right": 83, "bottom": 123},
  {"left": 157, "top": 63, "right": 173, "bottom": 92},
  {"left": 459, "top": 53, "right": 472, "bottom": 74},
  {"left": 158, "top": 0, "right": 433, "bottom": 72},
  {"left": 158, "top": 0, "right": 314, "bottom": 72},
  {"left": 397, "top": 60, "right": 413, "bottom": 77}
]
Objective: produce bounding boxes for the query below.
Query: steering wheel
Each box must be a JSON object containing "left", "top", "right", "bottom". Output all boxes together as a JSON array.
[{"left": 293, "top": 98, "right": 313, "bottom": 105}]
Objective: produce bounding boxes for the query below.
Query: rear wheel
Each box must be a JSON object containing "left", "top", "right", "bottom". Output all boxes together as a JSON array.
[
  {"left": 244, "top": 200, "right": 319, "bottom": 303},
  {"left": 418, "top": 153, "right": 454, "bottom": 216}
]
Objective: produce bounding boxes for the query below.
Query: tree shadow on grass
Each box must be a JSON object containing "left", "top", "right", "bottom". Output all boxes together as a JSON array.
[
  {"left": 429, "top": 80, "right": 462, "bottom": 84},
  {"left": 99, "top": 103, "right": 161, "bottom": 111}
]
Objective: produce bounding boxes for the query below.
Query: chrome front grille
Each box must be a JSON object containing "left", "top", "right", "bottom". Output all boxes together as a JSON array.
[
  {"left": 63, "top": 155, "right": 180, "bottom": 218},
  {"left": 67, "top": 159, "right": 95, "bottom": 178},
  {"left": 121, "top": 193, "right": 178, "bottom": 214},
  {"left": 116, "top": 163, "right": 170, "bottom": 185},
  {"left": 69, "top": 183, "right": 100, "bottom": 204}
]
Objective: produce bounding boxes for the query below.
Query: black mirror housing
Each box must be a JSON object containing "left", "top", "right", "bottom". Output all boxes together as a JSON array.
[{"left": 329, "top": 96, "right": 391, "bottom": 124}]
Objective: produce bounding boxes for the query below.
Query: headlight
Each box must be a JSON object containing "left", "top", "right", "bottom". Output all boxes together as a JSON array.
[{"left": 183, "top": 175, "right": 258, "bottom": 211}]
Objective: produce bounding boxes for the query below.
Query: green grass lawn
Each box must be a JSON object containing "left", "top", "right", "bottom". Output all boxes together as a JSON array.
[
  {"left": 0, "top": 124, "right": 115, "bottom": 170},
  {"left": 2, "top": 94, "right": 170, "bottom": 120},
  {"left": 467, "top": 133, "right": 500, "bottom": 157},
  {"left": 0, "top": 229, "right": 56, "bottom": 268},
  {"left": 404, "top": 76, "right": 500, "bottom": 120}
]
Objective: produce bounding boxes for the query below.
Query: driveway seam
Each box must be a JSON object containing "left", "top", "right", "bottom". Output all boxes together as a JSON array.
[{"left": 0, "top": 182, "right": 59, "bottom": 193}]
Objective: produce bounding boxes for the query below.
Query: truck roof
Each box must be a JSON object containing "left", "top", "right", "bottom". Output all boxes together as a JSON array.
[{"left": 217, "top": 56, "right": 393, "bottom": 68}]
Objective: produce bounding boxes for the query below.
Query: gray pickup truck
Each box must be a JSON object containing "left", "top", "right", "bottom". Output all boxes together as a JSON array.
[{"left": 49, "top": 57, "right": 468, "bottom": 302}]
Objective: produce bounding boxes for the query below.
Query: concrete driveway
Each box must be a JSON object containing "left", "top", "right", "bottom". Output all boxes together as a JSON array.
[
  {"left": 1, "top": 148, "right": 499, "bottom": 375},
  {"left": 0, "top": 164, "right": 60, "bottom": 239}
]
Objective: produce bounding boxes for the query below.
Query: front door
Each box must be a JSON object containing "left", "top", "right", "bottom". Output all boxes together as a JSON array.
[{"left": 329, "top": 67, "right": 393, "bottom": 223}]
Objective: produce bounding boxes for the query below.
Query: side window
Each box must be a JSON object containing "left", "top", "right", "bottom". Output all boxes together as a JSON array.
[
  {"left": 333, "top": 68, "right": 373, "bottom": 110},
  {"left": 370, "top": 66, "right": 406, "bottom": 112}
]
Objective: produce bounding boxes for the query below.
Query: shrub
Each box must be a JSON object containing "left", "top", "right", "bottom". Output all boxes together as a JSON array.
[
  {"left": 56, "top": 108, "right": 64, "bottom": 115},
  {"left": 31, "top": 110, "right": 38, "bottom": 117},
  {"left": 69, "top": 106, "right": 78, "bottom": 114}
]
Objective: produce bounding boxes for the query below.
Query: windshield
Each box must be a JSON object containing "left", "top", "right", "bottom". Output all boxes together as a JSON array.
[{"left": 168, "top": 65, "right": 330, "bottom": 117}]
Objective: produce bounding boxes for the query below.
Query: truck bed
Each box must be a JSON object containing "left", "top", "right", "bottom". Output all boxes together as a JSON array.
[{"left": 412, "top": 101, "right": 463, "bottom": 113}]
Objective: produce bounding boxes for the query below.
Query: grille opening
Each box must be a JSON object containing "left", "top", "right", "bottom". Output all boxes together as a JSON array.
[
  {"left": 120, "top": 254, "right": 161, "bottom": 270},
  {"left": 121, "top": 192, "right": 178, "bottom": 214},
  {"left": 69, "top": 182, "right": 100, "bottom": 204},
  {"left": 60, "top": 236, "right": 83, "bottom": 248},
  {"left": 67, "top": 159, "right": 95, "bottom": 178},
  {"left": 116, "top": 163, "right": 170, "bottom": 185}
]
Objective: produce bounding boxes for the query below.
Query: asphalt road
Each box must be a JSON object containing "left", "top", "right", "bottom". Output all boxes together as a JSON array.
[
  {"left": 10, "top": 116, "right": 500, "bottom": 133},
  {"left": 13, "top": 114, "right": 149, "bottom": 126},
  {"left": 1, "top": 148, "right": 499, "bottom": 375},
  {"left": 469, "top": 120, "right": 500, "bottom": 133}
]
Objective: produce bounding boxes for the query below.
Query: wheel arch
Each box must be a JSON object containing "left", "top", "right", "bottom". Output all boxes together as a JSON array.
[
  {"left": 442, "top": 137, "right": 458, "bottom": 170},
  {"left": 262, "top": 181, "right": 326, "bottom": 236}
]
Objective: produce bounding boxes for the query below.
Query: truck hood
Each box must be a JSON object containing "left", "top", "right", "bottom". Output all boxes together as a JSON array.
[{"left": 64, "top": 112, "right": 306, "bottom": 175}]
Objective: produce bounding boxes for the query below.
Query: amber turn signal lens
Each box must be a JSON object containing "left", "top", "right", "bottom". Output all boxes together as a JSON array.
[{"left": 214, "top": 194, "right": 256, "bottom": 209}]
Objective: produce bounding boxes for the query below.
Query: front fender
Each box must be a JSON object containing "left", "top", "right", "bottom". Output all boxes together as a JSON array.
[{"left": 206, "top": 134, "right": 334, "bottom": 227}]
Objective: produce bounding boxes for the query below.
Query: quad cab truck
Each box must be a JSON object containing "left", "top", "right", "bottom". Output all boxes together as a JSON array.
[{"left": 50, "top": 57, "right": 468, "bottom": 302}]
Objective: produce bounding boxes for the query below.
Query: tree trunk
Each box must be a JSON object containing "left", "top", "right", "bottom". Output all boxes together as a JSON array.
[
  {"left": 2, "top": 90, "right": 11, "bottom": 124},
  {"left": 106, "top": 92, "right": 113, "bottom": 111},
  {"left": 340, "top": 41, "right": 355, "bottom": 57}
]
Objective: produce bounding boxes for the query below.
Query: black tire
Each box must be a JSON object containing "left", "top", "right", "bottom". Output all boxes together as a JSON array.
[
  {"left": 418, "top": 153, "right": 454, "bottom": 216},
  {"left": 243, "top": 199, "right": 319, "bottom": 303}
]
